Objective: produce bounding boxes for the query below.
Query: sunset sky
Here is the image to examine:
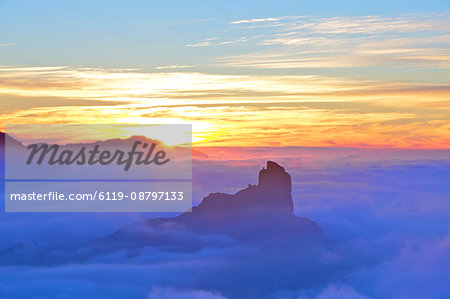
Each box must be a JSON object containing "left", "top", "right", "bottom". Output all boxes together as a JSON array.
[
  {"left": 1, "top": 0, "right": 449, "bottom": 148},
  {"left": 1, "top": 2, "right": 450, "bottom": 298}
]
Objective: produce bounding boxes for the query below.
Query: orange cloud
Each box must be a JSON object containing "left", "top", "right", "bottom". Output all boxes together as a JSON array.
[{"left": 0, "top": 66, "right": 449, "bottom": 148}]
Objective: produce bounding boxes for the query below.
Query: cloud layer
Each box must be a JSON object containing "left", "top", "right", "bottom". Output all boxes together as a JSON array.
[
  {"left": 217, "top": 14, "right": 450, "bottom": 69},
  {"left": 0, "top": 66, "right": 449, "bottom": 148},
  {"left": 0, "top": 147, "right": 449, "bottom": 298}
]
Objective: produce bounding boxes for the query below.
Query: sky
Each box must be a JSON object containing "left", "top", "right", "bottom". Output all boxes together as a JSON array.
[
  {"left": 0, "top": 2, "right": 449, "bottom": 297},
  {"left": 0, "top": 0, "right": 449, "bottom": 147}
]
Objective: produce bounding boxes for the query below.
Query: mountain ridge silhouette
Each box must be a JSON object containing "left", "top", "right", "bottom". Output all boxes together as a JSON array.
[
  {"left": 0, "top": 155, "right": 339, "bottom": 298},
  {"left": 0, "top": 159, "right": 328, "bottom": 268},
  {"left": 98, "top": 161, "right": 325, "bottom": 249}
]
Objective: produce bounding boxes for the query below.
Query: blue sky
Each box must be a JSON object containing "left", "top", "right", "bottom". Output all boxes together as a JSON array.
[{"left": 1, "top": 0, "right": 449, "bottom": 70}]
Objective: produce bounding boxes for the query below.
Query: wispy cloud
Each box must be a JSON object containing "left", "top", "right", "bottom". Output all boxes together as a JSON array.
[
  {"left": 3, "top": 66, "right": 448, "bottom": 103},
  {"left": 230, "top": 17, "right": 289, "bottom": 24},
  {"left": 0, "top": 42, "right": 22, "bottom": 47},
  {"left": 0, "top": 66, "right": 449, "bottom": 148},
  {"left": 214, "top": 14, "right": 450, "bottom": 69},
  {"left": 155, "top": 65, "right": 194, "bottom": 70},
  {"left": 186, "top": 37, "right": 247, "bottom": 47}
]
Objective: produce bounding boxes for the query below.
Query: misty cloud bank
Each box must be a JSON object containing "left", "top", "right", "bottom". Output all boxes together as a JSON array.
[{"left": 0, "top": 146, "right": 449, "bottom": 298}]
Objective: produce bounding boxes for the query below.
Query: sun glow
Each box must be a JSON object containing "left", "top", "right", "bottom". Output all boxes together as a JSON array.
[{"left": 1, "top": 66, "right": 449, "bottom": 148}]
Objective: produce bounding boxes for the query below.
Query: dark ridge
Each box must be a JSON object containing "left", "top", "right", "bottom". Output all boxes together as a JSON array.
[
  {"left": 102, "top": 161, "right": 325, "bottom": 248},
  {"left": 0, "top": 161, "right": 328, "bottom": 267}
]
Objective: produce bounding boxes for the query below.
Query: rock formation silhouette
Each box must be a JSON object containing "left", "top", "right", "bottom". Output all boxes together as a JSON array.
[
  {"left": 0, "top": 159, "right": 338, "bottom": 298},
  {"left": 0, "top": 161, "right": 327, "bottom": 265},
  {"left": 101, "top": 161, "right": 324, "bottom": 248}
]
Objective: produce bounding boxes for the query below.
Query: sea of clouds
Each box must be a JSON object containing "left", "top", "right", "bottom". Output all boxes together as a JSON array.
[{"left": 0, "top": 146, "right": 449, "bottom": 298}]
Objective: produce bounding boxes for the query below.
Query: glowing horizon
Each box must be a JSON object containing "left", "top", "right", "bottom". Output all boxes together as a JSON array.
[
  {"left": 0, "top": 65, "right": 449, "bottom": 148},
  {"left": 1, "top": 9, "right": 449, "bottom": 149}
]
